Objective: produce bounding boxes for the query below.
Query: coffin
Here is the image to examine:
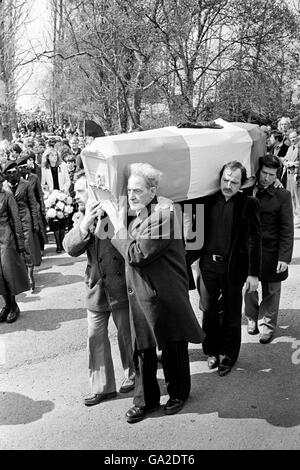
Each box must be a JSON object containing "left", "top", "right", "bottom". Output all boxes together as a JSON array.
[{"left": 81, "top": 118, "right": 266, "bottom": 202}]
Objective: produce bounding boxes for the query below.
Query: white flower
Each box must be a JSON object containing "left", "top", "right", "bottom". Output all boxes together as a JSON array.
[
  {"left": 47, "top": 194, "right": 57, "bottom": 206},
  {"left": 66, "top": 196, "right": 73, "bottom": 205},
  {"left": 64, "top": 205, "right": 74, "bottom": 214},
  {"left": 56, "top": 211, "right": 64, "bottom": 219},
  {"left": 55, "top": 201, "right": 65, "bottom": 211},
  {"left": 58, "top": 192, "right": 67, "bottom": 201},
  {"left": 46, "top": 208, "right": 57, "bottom": 219},
  {"left": 44, "top": 198, "right": 52, "bottom": 209},
  {"left": 52, "top": 189, "right": 59, "bottom": 198}
]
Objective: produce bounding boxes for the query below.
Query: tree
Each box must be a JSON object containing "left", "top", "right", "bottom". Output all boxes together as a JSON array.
[{"left": 0, "top": 0, "right": 32, "bottom": 139}]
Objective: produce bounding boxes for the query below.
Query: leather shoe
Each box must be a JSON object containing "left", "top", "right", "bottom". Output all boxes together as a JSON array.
[
  {"left": 259, "top": 333, "right": 273, "bottom": 344},
  {"left": 84, "top": 391, "right": 117, "bottom": 406},
  {"left": 207, "top": 355, "right": 219, "bottom": 369},
  {"left": 0, "top": 306, "right": 10, "bottom": 322},
  {"left": 126, "top": 404, "right": 160, "bottom": 423},
  {"left": 247, "top": 319, "right": 259, "bottom": 335},
  {"left": 218, "top": 356, "right": 232, "bottom": 377},
  {"left": 164, "top": 398, "right": 185, "bottom": 415},
  {"left": 119, "top": 377, "right": 135, "bottom": 393},
  {"left": 6, "top": 306, "right": 20, "bottom": 323},
  {"left": 218, "top": 364, "right": 232, "bottom": 377}
]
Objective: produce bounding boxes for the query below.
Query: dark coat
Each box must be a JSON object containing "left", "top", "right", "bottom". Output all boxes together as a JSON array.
[
  {"left": 26, "top": 172, "right": 48, "bottom": 244},
  {"left": 187, "top": 191, "right": 262, "bottom": 284},
  {"left": 186, "top": 191, "right": 261, "bottom": 282},
  {"left": 246, "top": 184, "right": 294, "bottom": 282},
  {"left": 63, "top": 212, "right": 129, "bottom": 313},
  {"left": 0, "top": 190, "right": 30, "bottom": 295},
  {"left": 3, "top": 178, "right": 41, "bottom": 266},
  {"left": 111, "top": 203, "right": 205, "bottom": 351}
]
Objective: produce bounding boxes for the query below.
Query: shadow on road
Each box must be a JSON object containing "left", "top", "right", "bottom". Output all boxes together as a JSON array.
[
  {"left": 156, "top": 309, "right": 300, "bottom": 428},
  {"left": 0, "top": 392, "right": 54, "bottom": 425},
  {"left": 0, "top": 308, "right": 86, "bottom": 334},
  {"left": 15, "top": 272, "right": 84, "bottom": 297}
]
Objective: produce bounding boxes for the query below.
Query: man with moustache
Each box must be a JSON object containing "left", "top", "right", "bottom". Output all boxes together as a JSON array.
[{"left": 196, "top": 161, "right": 261, "bottom": 376}]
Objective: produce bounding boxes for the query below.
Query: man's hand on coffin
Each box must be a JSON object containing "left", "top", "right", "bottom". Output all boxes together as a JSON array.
[
  {"left": 100, "top": 200, "right": 126, "bottom": 234},
  {"left": 80, "top": 199, "right": 103, "bottom": 233}
]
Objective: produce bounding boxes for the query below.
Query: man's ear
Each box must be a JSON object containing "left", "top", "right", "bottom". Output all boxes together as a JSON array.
[{"left": 150, "top": 187, "right": 157, "bottom": 200}]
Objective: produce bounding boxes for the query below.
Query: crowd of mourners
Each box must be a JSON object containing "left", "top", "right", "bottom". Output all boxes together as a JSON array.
[
  {"left": 0, "top": 115, "right": 95, "bottom": 323},
  {"left": 0, "top": 113, "right": 297, "bottom": 424}
]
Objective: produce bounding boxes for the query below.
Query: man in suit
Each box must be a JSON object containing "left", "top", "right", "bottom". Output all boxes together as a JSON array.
[
  {"left": 244, "top": 155, "right": 294, "bottom": 344},
  {"left": 196, "top": 161, "right": 261, "bottom": 376},
  {"left": 63, "top": 171, "right": 135, "bottom": 406}
]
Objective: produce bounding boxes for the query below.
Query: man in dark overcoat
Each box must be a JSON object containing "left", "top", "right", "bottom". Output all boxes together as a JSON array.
[
  {"left": 3, "top": 160, "right": 41, "bottom": 295},
  {"left": 0, "top": 173, "right": 30, "bottom": 323},
  {"left": 244, "top": 155, "right": 294, "bottom": 343},
  {"left": 101, "top": 163, "right": 205, "bottom": 424},
  {"left": 189, "top": 161, "right": 261, "bottom": 376}
]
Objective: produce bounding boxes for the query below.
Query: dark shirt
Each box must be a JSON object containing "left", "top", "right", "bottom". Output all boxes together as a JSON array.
[
  {"left": 205, "top": 192, "right": 235, "bottom": 257},
  {"left": 50, "top": 166, "right": 59, "bottom": 190}
]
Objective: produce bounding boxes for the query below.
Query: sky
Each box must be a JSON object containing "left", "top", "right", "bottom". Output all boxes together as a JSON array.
[{"left": 16, "top": 0, "right": 52, "bottom": 110}]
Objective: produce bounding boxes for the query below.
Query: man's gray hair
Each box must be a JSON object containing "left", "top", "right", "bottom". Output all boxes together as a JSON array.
[{"left": 129, "top": 163, "right": 163, "bottom": 189}]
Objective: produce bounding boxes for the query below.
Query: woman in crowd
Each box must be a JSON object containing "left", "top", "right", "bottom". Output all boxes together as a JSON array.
[
  {"left": 0, "top": 171, "right": 30, "bottom": 323},
  {"left": 41, "top": 148, "right": 70, "bottom": 253}
]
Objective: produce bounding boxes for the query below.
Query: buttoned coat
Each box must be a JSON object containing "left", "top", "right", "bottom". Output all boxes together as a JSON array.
[
  {"left": 0, "top": 190, "right": 30, "bottom": 295},
  {"left": 63, "top": 212, "right": 129, "bottom": 313},
  {"left": 111, "top": 202, "right": 205, "bottom": 351},
  {"left": 3, "top": 178, "right": 41, "bottom": 266},
  {"left": 246, "top": 184, "right": 293, "bottom": 282}
]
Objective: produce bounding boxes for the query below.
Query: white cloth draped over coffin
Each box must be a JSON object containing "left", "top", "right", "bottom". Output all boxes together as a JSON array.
[{"left": 81, "top": 119, "right": 266, "bottom": 202}]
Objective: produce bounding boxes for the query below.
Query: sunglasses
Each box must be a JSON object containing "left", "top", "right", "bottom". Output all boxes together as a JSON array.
[
  {"left": 5, "top": 169, "right": 18, "bottom": 175},
  {"left": 18, "top": 164, "right": 28, "bottom": 169}
]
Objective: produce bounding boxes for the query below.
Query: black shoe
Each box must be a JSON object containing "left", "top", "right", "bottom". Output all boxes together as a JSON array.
[
  {"left": 84, "top": 391, "right": 117, "bottom": 406},
  {"left": 0, "top": 306, "right": 10, "bottom": 322},
  {"left": 126, "top": 404, "right": 160, "bottom": 423},
  {"left": 164, "top": 398, "right": 185, "bottom": 415},
  {"left": 6, "top": 306, "right": 20, "bottom": 324},
  {"left": 207, "top": 355, "right": 219, "bottom": 369},
  {"left": 259, "top": 333, "right": 273, "bottom": 344},
  {"left": 218, "top": 364, "right": 232, "bottom": 377},
  {"left": 218, "top": 356, "right": 233, "bottom": 377},
  {"left": 247, "top": 319, "right": 259, "bottom": 335},
  {"left": 56, "top": 248, "right": 62, "bottom": 254}
]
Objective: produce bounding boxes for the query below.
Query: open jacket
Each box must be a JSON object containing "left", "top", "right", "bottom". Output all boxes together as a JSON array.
[{"left": 187, "top": 191, "right": 262, "bottom": 284}]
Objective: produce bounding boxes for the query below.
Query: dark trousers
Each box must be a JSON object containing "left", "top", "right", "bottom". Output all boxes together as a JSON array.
[
  {"left": 200, "top": 256, "right": 243, "bottom": 365},
  {"left": 133, "top": 341, "right": 191, "bottom": 409}
]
